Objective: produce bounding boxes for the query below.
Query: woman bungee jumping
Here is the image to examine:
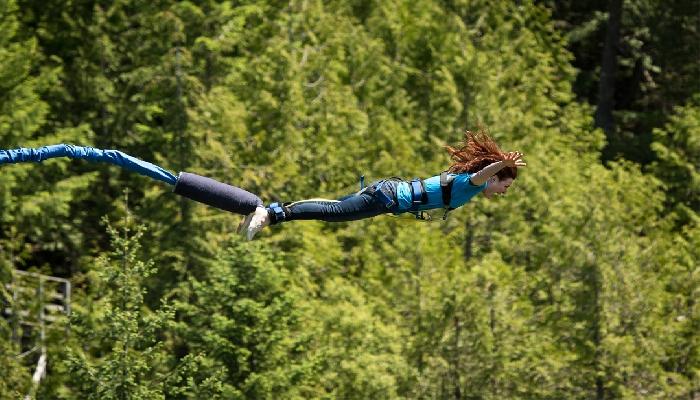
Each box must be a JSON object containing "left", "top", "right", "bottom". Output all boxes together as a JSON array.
[
  {"left": 237, "top": 129, "right": 526, "bottom": 239},
  {"left": 0, "top": 129, "right": 525, "bottom": 240}
]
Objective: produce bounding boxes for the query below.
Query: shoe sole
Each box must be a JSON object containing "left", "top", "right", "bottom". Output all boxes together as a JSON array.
[{"left": 237, "top": 212, "right": 255, "bottom": 236}]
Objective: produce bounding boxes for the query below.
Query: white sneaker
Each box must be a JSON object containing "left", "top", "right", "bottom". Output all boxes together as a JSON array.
[{"left": 245, "top": 206, "right": 270, "bottom": 240}]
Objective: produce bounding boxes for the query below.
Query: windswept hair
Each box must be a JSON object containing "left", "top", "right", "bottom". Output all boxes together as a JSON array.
[{"left": 445, "top": 129, "right": 517, "bottom": 180}]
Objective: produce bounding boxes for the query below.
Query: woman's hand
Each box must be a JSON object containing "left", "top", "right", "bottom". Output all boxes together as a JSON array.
[{"left": 503, "top": 151, "right": 526, "bottom": 168}]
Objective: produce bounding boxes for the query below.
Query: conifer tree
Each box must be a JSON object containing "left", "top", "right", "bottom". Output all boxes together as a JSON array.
[
  {"left": 650, "top": 97, "right": 700, "bottom": 227},
  {"left": 58, "top": 218, "right": 224, "bottom": 399}
]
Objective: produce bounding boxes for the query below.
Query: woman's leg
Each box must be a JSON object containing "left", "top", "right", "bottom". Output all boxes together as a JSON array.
[
  {"left": 285, "top": 193, "right": 389, "bottom": 222},
  {"left": 241, "top": 181, "right": 398, "bottom": 240}
]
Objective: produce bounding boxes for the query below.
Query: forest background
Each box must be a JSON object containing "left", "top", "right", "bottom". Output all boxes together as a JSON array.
[{"left": 1, "top": 0, "right": 698, "bottom": 399}]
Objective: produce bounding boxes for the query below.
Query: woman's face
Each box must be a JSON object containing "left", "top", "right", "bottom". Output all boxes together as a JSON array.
[{"left": 483, "top": 177, "right": 514, "bottom": 199}]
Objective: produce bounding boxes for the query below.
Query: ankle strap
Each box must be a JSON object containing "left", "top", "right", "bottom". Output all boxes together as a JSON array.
[{"left": 267, "top": 202, "right": 287, "bottom": 224}]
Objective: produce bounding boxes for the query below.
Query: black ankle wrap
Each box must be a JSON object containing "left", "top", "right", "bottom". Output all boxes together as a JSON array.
[{"left": 267, "top": 202, "right": 288, "bottom": 225}]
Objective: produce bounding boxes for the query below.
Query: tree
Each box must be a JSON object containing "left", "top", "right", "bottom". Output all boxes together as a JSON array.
[
  {"left": 656, "top": 221, "right": 700, "bottom": 399},
  {"left": 54, "top": 218, "right": 224, "bottom": 399},
  {"left": 594, "top": 0, "right": 623, "bottom": 135},
  {"left": 540, "top": 0, "right": 700, "bottom": 163},
  {"left": 172, "top": 240, "right": 303, "bottom": 398},
  {"left": 650, "top": 96, "right": 700, "bottom": 227},
  {"left": 0, "top": 321, "right": 30, "bottom": 399}
]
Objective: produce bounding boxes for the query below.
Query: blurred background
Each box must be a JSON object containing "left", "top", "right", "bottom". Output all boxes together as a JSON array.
[{"left": 1, "top": 0, "right": 698, "bottom": 398}]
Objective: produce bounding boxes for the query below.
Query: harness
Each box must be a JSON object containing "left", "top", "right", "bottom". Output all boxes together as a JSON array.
[
  {"left": 361, "top": 179, "right": 397, "bottom": 209},
  {"left": 439, "top": 172, "right": 456, "bottom": 220},
  {"left": 402, "top": 178, "right": 426, "bottom": 220},
  {"left": 409, "top": 171, "right": 455, "bottom": 220},
  {"left": 406, "top": 172, "right": 456, "bottom": 220},
  {"left": 359, "top": 172, "right": 457, "bottom": 221}
]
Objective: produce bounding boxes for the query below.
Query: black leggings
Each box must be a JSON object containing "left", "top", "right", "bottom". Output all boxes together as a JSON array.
[
  {"left": 285, "top": 181, "right": 399, "bottom": 222},
  {"left": 285, "top": 193, "right": 389, "bottom": 222}
]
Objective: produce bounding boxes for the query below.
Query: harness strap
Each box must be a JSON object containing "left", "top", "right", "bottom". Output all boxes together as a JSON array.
[
  {"left": 440, "top": 172, "right": 456, "bottom": 220},
  {"left": 407, "top": 178, "right": 430, "bottom": 221},
  {"left": 363, "top": 181, "right": 395, "bottom": 209},
  {"left": 439, "top": 172, "right": 455, "bottom": 207},
  {"left": 409, "top": 178, "right": 428, "bottom": 206}
]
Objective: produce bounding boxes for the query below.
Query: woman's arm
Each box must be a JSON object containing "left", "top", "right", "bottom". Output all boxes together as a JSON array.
[{"left": 469, "top": 151, "right": 526, "bottom": 186}]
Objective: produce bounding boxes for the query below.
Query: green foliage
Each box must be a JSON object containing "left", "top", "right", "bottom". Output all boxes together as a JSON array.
[
  {"left": 297, "top": 277, "right": 409, "bottom": 399},
  {"left": 0, "top": 3, "right": 92, "bottom": 392},
  {"left": 0, "top": 0, "right": 698, "bottom": 398},
  {"left": 0, "top": 322, "right": 30, "bottom": 399},
  {"left": 57, "top": 219, "right": 224, "bottom": 399},
  {"left": 650, "top": 96, "right": 700, "bottom": 227},
  {"left": 173, "top": 241, "right": 301, "bottom": 398},
  {"left": 656, "top": 221, "right": 700, "bottom": 396},
  {"left": 543, "top": 0, "right": 700, "bottom": 163},
  {"left": 173, "top": 240, "right": 409, "bottom": 399}
]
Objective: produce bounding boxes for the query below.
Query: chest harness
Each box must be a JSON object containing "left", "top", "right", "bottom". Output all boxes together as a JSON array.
[
  {"left": 369, "top": 172, "right": 456, "bottom": 220},
  {"left": 409, "top": 172, "right": 456, "bottom": 220}
]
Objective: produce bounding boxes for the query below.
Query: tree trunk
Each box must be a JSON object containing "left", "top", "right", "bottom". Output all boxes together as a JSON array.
[
  {"left": 453, "top": 315, "right": 462, "bottom": 400},
  {"left": 594, "top": 0, "right": 623, "bottom": 134},
  {"left": 464, "top": 220, "right": 473, "bottom": 261},
  {"left": 592, "top": 262, "right": 605, "bottom": 400}
]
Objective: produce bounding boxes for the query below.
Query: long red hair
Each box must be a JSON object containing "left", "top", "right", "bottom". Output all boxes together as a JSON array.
[{"left": 445, "top": 129, "right": 517, "bottom": 180}]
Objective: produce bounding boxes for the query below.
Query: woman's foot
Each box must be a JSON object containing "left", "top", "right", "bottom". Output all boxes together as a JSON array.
[{"left": 238, "top": 206, "right": 270, "bottom": 240}]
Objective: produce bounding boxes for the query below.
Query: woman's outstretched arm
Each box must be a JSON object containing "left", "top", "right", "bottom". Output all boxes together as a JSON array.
[{"left": 469, "top": 151, "right": 526, "bottom": 186}]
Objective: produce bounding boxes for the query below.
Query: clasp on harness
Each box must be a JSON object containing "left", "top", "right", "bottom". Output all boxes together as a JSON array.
[{"left": 411, "top": 211, "right": 431, "bottom": 221}]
